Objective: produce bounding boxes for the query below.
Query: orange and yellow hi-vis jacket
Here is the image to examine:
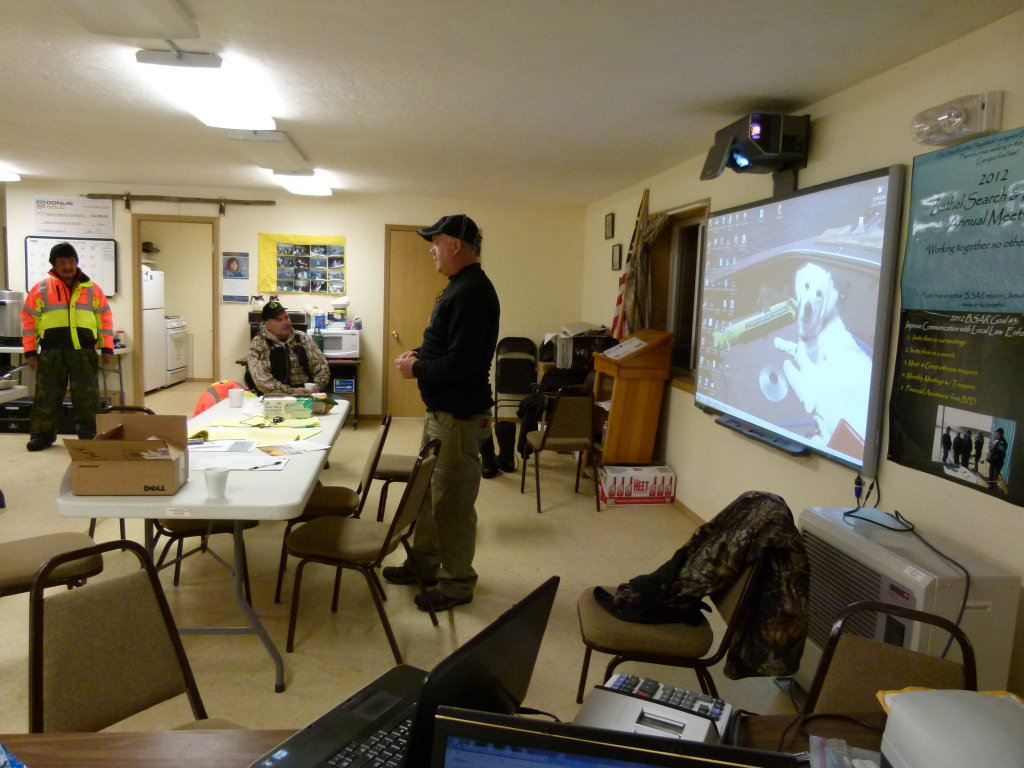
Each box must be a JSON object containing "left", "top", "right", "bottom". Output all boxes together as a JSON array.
[{"left": 21, "top": 270, "right": 114, "bottom": 357}]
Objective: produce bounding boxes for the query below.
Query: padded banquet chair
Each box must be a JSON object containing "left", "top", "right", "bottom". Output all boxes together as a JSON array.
[
  {"left": 29, "top": 540, "right": 241, "bottom": 732},
  {"left": 0, "top": 533, "right": 103, "bottom": 601},
  {"left": 274, "top": 414, "right": 393, "bottom": 602},
  {"left": 372, "top": 452, "right": 417, "bottom": 522},
  {"left": 520, "top": 388, "right": 599, "bottom": 513},
  {"left": 283, "top": 440, "right": 442, "bottom": 663},
  {"left": 802, "top": 600, "right": 977, "bottom": 715},
  {"left": 575, "top": 557, "right": 765, "bottom": 703}
]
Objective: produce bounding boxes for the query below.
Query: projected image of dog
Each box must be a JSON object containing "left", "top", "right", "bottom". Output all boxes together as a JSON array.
[{"left": 773, "top": 263, "right": 872, "bottom": 444}]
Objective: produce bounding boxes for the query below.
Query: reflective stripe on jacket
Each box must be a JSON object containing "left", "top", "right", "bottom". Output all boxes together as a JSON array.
[
  {"left": 192, "top": 380, "right": 246, "bottom": 417},
  {"left": 21, "top": 270, "right": 114, "bottom": 356}
]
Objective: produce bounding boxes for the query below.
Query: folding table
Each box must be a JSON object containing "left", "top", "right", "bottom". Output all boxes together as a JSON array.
[{"left": 55, "top": 398, "right": 350, "bottom": 692}]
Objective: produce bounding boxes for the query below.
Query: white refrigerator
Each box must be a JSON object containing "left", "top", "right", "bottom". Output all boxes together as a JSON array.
[{"left": 142, "top": 268, "right": 166, "bottom": 392}]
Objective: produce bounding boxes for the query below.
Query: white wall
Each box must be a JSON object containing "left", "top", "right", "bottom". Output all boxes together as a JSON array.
[
  {"left": 582, "top": 9, "right": 1024, "bottom": 693},
  {"left": 6, "top": 186, "right": 585, "bottom": 410}
]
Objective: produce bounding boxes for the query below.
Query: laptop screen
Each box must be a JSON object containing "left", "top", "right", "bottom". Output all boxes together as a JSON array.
[
  {"left": 432, "top": 707, "right": 803, "bottom": 768},
  {"left": 404, "top": 575, "right": 560, "bottom": 768}
]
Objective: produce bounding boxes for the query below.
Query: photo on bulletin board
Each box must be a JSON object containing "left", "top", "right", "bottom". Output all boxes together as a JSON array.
[{"left": 258, "top": 233, "right": 346, "bottom": 295}]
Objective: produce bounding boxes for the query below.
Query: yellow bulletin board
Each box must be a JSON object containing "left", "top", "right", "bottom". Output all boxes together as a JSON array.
[{"left": 258, "top": 233, "right": 346, "bottom": 295}]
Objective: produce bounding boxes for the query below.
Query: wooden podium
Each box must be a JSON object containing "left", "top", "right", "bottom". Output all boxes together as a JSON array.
[{"left": 592, "top": 329, "right": 672, "bottom": 465}]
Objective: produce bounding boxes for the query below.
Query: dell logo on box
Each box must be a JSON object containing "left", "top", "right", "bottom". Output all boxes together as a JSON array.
[{"left": 144, "top": 485, "right": 166, "bottom": 492}]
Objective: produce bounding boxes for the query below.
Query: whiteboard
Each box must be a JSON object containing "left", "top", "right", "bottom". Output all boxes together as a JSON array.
[{"left": 25, "top": 236, "right": 118, "bottom": 295}]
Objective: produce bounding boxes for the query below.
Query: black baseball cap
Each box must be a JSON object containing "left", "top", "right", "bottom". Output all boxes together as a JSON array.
[
  {"left": 417, "top": 214, "right": 481, "bottom": 246},
  {"left": 261, "top": 300, "right": 288, "bottom": 321},
  {"left": 49, "top": 242, "right": 79, "bottom": 265}
]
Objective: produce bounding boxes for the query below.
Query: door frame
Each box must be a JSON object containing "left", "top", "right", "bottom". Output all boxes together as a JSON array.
[
  {"left": 130, "top": 214, "right": 221, "bottom": 405},
  {"left": 382, "top": 224, "right": 421, "bottom": 414}
]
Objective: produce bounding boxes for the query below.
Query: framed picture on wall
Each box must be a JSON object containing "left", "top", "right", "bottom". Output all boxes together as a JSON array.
[
  {"left": 605, "top": 213, "right": 615, "bottom": 240},
  {"left": 611, "top": 243, "right": 622, "bottom": 271}
]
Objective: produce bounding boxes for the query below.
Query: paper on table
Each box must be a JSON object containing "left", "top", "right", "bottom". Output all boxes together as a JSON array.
[
  {"left": 208, "top": 416, "right": 320, "bottom": 429},
  {"left": 189, "top": 440, "right": 258, "bottom": 452},
  {"left": 194, "top": 456, "right": 290, "bottom": 471},
  {"left": 258, "top": 441, "right": 331, "bottom": 456}
]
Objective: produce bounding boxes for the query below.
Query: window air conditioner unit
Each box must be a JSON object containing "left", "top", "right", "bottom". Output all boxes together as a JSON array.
[{"left": 793, "top": 507, "right": 1019, "bottom": 693}]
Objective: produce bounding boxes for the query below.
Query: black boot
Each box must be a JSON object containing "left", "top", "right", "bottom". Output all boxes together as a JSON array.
[
  {"left": 480, "top": 435, "right": 501, "bottom": 478},
  {"left": 495, "top": 421, "right": 517, "bottom": 473}
]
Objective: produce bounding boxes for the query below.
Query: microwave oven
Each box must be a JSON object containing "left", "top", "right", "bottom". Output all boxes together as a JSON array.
[{"left": 320, "top": 327, "right": 359, "bottom": 358}]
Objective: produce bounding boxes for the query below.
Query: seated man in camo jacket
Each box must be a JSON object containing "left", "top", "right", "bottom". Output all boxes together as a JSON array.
[{"left": 246, "top": 300, "right": 330, "bottom": 395}]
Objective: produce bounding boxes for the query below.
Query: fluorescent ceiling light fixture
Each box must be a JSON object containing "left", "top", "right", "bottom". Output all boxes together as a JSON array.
[
  {"left": 0, "top": 169, "right": 21, "bottom": 182},
  {"left": 225, "top": 130, "right": 311, "bottom": 174},
  {"left": 136, "top": 49, "right": 276, "bottom": 130},
  {"left": 55, "top": 0, "right": 199, "bottom": 39},
  {"left": 269, "top": 170, "right": 333, "bottom": 197}
]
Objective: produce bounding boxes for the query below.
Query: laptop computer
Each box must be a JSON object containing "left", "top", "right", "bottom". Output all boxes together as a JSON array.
[
  {"left": 249, "top": 575, "right": 560, "bottom": 768},
  {"left": 431, "top": 706, "right": 803, "bottom": 768}
]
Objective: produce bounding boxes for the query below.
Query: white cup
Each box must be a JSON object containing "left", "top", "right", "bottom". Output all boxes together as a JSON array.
[
  {"left": 227, "top": 388, "right": 245, "bottom": 407},
  {"left": 304, "top": 382, "right": 317, "bottom": 393},
  {"left": 205, "top": 468, "right": 230, "bottom": 499}
]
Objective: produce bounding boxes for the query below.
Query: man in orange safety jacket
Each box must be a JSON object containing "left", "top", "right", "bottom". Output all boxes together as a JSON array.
[{"left": 22, "top": 242, "right": 114, "bottom": 450}]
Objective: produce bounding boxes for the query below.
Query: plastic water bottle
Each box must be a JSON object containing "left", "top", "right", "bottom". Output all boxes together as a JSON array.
[{"left": 312, "top": 327, "right": 324, "bottom": 350}]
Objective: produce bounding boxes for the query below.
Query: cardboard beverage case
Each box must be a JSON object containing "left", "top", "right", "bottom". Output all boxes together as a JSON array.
[
  {"left": 262, "top": 396, "right": 314, "bottom": 419},
  {"left": 598, "top": 465, "right": 675, "bottom": 506},
  {"left": 64, "top": 413, "right": 188, "bottom": 496}
]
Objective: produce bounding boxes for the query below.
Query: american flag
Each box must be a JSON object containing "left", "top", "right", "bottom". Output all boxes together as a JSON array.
[{"left": 611, "top": 190, "right": 649, "bottom": 340}]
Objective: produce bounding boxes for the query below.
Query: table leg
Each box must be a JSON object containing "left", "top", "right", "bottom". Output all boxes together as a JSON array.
[
  {"left": 174, "top": 522, "right": 287, "bottom": 692},
  {"left": 229, "top": 521, "right": 286, "bottom": 692}
]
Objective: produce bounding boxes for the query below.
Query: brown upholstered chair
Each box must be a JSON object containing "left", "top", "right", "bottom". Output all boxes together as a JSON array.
[
  {"left": 802, "top": 600, "right": 977, "bottom": 715},
  {"left": 274, "top": 414, "right": 393, "bottom": 602},
  {"left": 574, "top": 557, "right": 765, "bottom": 703},
  {"left": 283, "top": 439, "right": 442, "bottom": 663},
  {"left": 28, "top": 539, "right": 240, "bottom": 732},
  {"left": 372, "top": 453, "right": 417, "bottom": 522},
  {"left": 0, "top": 533, "right": 103, "bottom": 600},
  {"left": 520, "top": 389, "right": 599, "bottom": 513}
]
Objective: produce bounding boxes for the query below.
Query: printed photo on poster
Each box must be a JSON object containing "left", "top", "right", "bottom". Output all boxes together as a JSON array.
[
  {"left": 931, "top": 405, "right": 1014, "bottom": 493},
  {"left": 221, "top": 251, "right": 249, "bottom": 303}
]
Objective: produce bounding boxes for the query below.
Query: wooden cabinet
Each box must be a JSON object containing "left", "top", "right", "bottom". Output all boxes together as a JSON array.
[{"left": 592, "top": 329, "right": 672, "bottom": 464}]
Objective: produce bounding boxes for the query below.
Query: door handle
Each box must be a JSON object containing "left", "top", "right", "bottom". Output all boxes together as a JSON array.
[{"left": 391, "top": 331, "right": 399, "bottom": 340}]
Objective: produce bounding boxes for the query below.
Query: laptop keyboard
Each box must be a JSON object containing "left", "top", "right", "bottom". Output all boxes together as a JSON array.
[{"left": 326, "top": 716, "right": 413, "bottom": 768}]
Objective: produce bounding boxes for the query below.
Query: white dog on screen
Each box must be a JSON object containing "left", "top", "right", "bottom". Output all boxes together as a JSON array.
[{"left": 773, "top": 262, "right": 872, "bottom": 445}]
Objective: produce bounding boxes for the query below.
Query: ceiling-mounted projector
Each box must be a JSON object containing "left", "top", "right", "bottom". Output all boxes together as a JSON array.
[{"left": 700, "top": 112, "right": 810, "bottom": 180}]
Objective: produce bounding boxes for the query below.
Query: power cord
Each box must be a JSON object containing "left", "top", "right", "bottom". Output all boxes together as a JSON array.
[
  {"left": 515, "top": 707, "right": 561, "bottom": 721},
  {"left": 839, "top": 503, "right": 971, "bottom": 658}
]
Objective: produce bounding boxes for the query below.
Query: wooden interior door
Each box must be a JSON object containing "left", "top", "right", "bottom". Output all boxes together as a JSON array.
[{"left": 383, "top": 226, "right": 449, "bottom": 417}]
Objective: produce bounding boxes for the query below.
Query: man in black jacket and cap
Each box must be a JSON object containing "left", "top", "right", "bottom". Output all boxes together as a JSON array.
[{"left": 383, "top": 215, "right": 499, "bottom": 612}]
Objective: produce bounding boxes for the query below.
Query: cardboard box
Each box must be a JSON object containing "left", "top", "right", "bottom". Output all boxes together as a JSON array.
[
  {"left": 598, "top": 465, "right": 675, "bottom": 506},
  {"left": 262, "top": 396, "right": 314, "bottom": 419},
  {"left": 64, "top": 413, "right": 188, "bottom": 496},
  {"left": 332, "top": 378, "right": 355, "bottom": 394}
]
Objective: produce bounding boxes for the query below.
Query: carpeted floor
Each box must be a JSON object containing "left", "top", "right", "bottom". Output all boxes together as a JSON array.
[{"left": 0, "top": 381, "right": 795, "bottom": 733}]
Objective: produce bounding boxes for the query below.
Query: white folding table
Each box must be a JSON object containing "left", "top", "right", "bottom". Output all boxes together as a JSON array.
[{"left": 55, "top": 398, "right": 350, "bottom": 692}]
